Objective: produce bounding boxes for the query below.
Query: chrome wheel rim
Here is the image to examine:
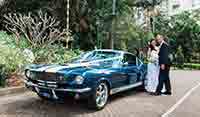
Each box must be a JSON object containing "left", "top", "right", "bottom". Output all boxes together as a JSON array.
[{"left": 96, "top": 83, "right": 108, "bottom": 108}]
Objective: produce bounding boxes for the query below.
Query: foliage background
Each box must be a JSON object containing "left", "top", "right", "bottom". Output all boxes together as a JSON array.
[
  {"left": 154, "top": 10, "right": 200, "bottom": 63},
  {"left": 0, "top": 0, "right": 200, "bottom": 87}
]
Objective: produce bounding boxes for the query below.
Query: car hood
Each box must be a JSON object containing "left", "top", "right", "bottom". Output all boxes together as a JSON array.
[{"left": 28, "top": 62, "right": 100, "bottom": 74}]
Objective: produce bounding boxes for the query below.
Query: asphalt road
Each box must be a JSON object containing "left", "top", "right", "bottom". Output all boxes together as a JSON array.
[{"left": 0, "top": 70, "right": 200, "bottom": 117}]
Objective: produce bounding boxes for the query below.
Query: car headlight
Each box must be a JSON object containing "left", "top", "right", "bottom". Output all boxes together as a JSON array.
[
  {"left": 74, "top": 76, "right": 84, "bottom": 84},
  {"left": 25, "top": 70, "right": 35, "bottom": 79},
  {"left": 25, "top": 70, "right": 31, "bottom": 78}
]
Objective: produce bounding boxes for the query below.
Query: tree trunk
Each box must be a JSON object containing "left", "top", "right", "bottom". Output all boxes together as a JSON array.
[{"left": 108, "top": 31, "right": 114, "bottom": 49}]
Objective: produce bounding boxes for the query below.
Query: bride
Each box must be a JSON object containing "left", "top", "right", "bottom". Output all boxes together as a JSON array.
[{"left": 145, "top": 39, "right": 160, "bottom": 93}]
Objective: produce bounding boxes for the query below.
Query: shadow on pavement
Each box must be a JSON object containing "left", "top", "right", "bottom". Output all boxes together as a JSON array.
[{"left": 2, "top": 88, "right": 146, "bottom": 117}]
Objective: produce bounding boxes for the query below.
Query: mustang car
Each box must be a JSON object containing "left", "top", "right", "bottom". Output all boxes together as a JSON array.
[{"left": 24, "top": 49, "right": 146, "bottom": 110}]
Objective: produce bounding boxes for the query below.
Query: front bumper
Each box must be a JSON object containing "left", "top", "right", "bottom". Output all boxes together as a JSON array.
[{"left": 24, "top": 80, "right": 92, "bottom": 99}]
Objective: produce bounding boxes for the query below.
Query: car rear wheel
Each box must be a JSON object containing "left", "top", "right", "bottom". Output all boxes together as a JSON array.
[{"left": 88, "top": 82, "right": 109, "bottom": 110}]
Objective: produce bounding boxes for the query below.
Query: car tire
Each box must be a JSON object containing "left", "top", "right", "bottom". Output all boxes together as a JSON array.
[
  {"left": 141, "top": 79, "right": 146, "bottom": 90},
  {"left": 137, "top": 74, "right": 146, "bottom": 91},
  {"left": 88, "top": 82, "right": 109, "bottom": 110}
]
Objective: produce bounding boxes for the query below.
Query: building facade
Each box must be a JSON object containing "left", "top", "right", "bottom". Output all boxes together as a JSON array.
[
  {"left": 161, "top": 0, "right": 200, "bottom": 15},
  {"left": 134, "top": 0, "right": 200, "bottom": 32}
]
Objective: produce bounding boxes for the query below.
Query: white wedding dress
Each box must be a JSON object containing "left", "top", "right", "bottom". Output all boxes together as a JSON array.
[{"left": 145, "top": 47, "right": 160, "bottom": 93}]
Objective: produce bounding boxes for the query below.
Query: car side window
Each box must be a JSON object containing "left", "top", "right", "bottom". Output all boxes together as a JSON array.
[{"left": 123, "top": 54, "right": 137, "bottom": 66}]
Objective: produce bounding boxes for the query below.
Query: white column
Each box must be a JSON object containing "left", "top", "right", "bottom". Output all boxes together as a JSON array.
[
  {"left": 66, "top": 0, "right": 70, "bottom": 48},
  {"left": 66, "top": 0, "right": 70, "bottom": 32}
]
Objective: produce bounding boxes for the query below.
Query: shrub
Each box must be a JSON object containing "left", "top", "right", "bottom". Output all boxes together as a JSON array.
[
  {"left": 0, "top": 41, "right": 30, "bottom": 87},
  {"left": 0, "top": 32, "right": 30, "bottom": 86},
  {"left": 183, "top": 63, "right": 200, "bottom": 70},
  {"left": 0, "top": 31, "right": 81, "bottom": 87},
  {"left": 174, "top": 46, "right": 184, "bottom": 68},
  {"left": 33, "top": 45, "right": 81, "bottom": 64},
  {"left": 0, "top": 43, "right": 29, "bottom": 74},
  {"left": 0, "top": 31, "right": 30, "bottom": 49},
  {"left": 0, "top": 31, "right": 81, "bottom": 65}
]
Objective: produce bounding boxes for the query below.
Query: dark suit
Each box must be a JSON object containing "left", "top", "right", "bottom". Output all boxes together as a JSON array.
[{"left": 156, "top": 42, "right": 171, "bottom": 93}]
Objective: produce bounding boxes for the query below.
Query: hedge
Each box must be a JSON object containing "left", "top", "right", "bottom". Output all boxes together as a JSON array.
[
  {"left": 183, "top": 63, "right": 200, "bottom": 70},
  {"left": 159, "top": 63, "right": 200, "bottom": 70}
]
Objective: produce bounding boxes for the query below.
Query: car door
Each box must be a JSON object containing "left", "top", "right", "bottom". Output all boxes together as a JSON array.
[
  {"left": 104, "top": 59, "right": 128, "bottom": 88},
  {"left": 122, "top": 53, "right": 140, "bottom": 84}
]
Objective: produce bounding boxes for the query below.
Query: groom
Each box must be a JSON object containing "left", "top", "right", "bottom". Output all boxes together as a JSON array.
[{"left": 154, "top": 34, "right": 172, "bottom": 96}]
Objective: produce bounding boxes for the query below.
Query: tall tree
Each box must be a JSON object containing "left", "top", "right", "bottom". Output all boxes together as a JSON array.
[
  {"left": 154, "top": 10, "right": 200, "bottom": 63},
  {"left": 134, "top": 0, "right": 162, "bottom": 32}
]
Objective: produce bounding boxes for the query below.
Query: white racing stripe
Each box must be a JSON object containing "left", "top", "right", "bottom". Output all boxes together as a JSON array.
[
  {"left": 45, "top": 57, "right": 121, "bottom": 73},
  {"left": 162, "top": 82, "right": 200, "bottom": 117},
  {"left": 29, "top": 65, "right": 59, "bottom": 72},
  {"left": 36, "top": 65, "right": 58, "bottom": 71},
  {"left": 45, "top": 63, "right": 89, "bottom": 73}
]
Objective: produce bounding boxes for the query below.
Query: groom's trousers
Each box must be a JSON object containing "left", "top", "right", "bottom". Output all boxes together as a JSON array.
[{"left": 156, "top": 65, "right": 171, "bottom": 93}]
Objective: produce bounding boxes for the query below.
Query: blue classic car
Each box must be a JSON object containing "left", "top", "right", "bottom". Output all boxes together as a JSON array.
[{"left": 24, "top": 49, "right": 146, "bottom": 110}]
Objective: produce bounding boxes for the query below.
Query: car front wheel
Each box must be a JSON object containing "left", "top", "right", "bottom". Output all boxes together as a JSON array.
[{"left": 88, "top": 82, "right": 109, "bottom": 110}]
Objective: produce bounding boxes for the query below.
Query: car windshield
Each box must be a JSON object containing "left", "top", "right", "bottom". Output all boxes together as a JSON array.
[{"left": 70, "top": 51, "right": 121, "bottom": 63}]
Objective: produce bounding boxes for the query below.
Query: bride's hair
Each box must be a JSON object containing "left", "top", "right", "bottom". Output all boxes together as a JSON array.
[{"left": 149, "top": 39, "right": 156, "bottom": 51}]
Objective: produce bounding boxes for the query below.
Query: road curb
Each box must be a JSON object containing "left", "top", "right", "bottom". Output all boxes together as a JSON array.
[{"left": 0, "top": 86, "right": 27, "bottom": 96}]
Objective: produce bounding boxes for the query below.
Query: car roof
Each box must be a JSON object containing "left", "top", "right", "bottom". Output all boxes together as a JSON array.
[{"left": 94, "top": 49, "right": 135, "bottom": 56}]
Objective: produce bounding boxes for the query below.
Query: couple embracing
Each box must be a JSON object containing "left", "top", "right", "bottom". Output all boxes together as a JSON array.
[{"left": 145, "top": 34, "right": 172, "bottom": 96}]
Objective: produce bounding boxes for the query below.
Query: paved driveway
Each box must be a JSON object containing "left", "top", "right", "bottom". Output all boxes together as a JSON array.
[{"left": 0, "top": 70, "right": 200, "bottom": 117}]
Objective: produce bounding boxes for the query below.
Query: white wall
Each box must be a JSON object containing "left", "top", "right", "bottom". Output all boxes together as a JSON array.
[{"left": 169, "top": 0, "right": 200, "bottom": 15}]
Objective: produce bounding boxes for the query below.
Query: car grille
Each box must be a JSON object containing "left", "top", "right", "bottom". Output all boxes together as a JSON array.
[
  {"left": 37, "top": 80, "right": 58, "bottom": 88},
  {"left": 34, "top": 72, "right": 60, "bottom": 82}
]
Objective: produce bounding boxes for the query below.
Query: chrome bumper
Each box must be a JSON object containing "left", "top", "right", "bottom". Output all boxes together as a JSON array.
[{"left": 24, "top": 80, "right": 91, "bottom": 93}]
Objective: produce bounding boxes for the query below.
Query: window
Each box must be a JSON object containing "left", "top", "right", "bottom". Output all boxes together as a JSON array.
[
  {"left": 172, "top": 4, "right": 180, "bottom": 9},
  {"left": 123, "top": 54, "right": 137, "bottom": 66},
  {"left": 71, "top": 51, "right": 120, "bottom": 63},
  {"left": 192, "top": 0, "right": 200, "bottom": 7},
  {"left": 172, "top": 0, "right": 181, "bottom": 10}
]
